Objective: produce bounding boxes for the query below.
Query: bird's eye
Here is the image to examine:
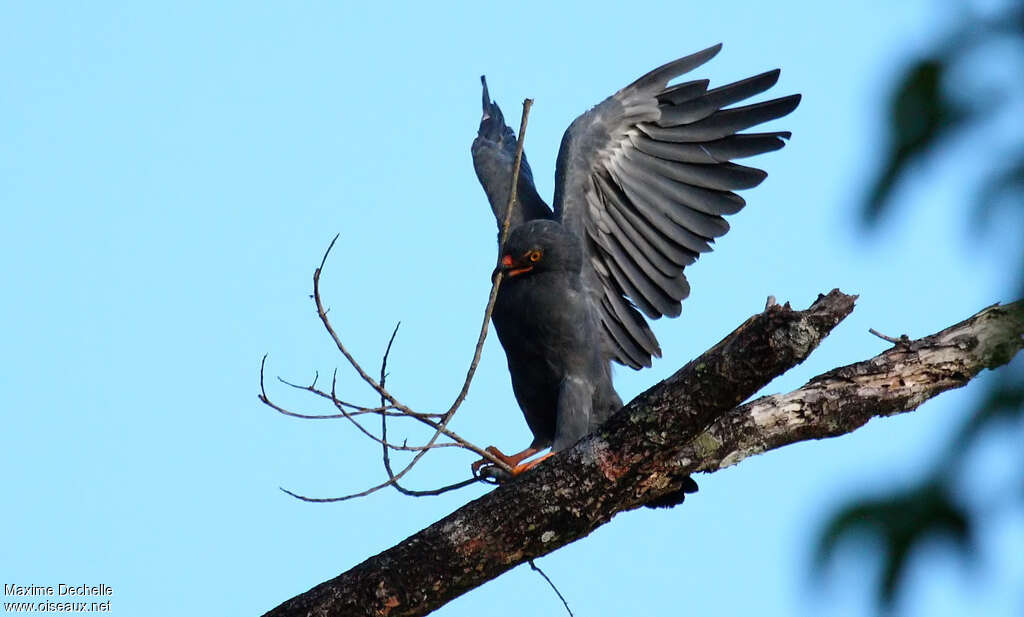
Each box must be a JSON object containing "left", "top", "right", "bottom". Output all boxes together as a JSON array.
[{"left": 527, "top": 250, "right": 542, "bottom": 263}]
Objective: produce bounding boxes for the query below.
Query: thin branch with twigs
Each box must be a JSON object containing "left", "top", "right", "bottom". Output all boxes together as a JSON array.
[
  {"left": 259, "top": 99, "right": 536, "bottom": 501},
  {"left": 378, "top": 324, "right": 482, "bottom": 497}
]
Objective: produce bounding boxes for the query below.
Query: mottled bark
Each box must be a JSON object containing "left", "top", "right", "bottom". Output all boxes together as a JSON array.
[
  {"left": 686, "top": 298, "right": 1024, "bottom": 472},
  {"left": 262, "top": 292, "right": 1024, "bottom": 617}
]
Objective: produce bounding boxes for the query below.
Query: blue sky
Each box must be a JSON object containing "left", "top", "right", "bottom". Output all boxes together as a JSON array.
[{"left": 3, "top": 2, "right": 1020, "bottom": 616}]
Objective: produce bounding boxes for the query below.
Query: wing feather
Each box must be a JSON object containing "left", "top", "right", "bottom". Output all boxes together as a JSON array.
[
  {"left": 598, "top": 293, "right": 657, "bottom": 369},
  {"left": 630, "top": 131, "right": 791, "bottom": 164},
  {"left": 597, "top": 230, "right": 689, "bottom": 313},
  {"left": 657, "top": 69, "right": 781, "bottom": 126},
  {"left": 596, "top": 189, "right": 683, "bottom": 277},
  {"left": 552, "top": 44, "right": 800, "bottom": 367},
  {"left": 639, "top": 94, "right": 802, "bottom": 143},
  {"left": 657, "top": 79, "right": 710, "bottom": 105},
  {"left": 593, "top": 173, "right": 699, "bottom": 267},
  {"left": 600, "top": 249, "right": 663, "bottom": 318},
  {"left": 625, "top": 147, "right": 768, "bottom": 192},
  {"left": 607, "top": 160, "right": 716, "bottom": 253}
]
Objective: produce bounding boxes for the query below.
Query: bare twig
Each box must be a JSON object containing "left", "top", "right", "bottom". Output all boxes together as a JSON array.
[
  {"left": 262, "top": 370, "right": 432, "bottom": 452},
  {"left": 378, "top": 325, "right": 482, "bottom": 497},
  {"left": 529, "top": 559, "right": 574, "bottom": 617},
  {"left": 421, "top": 98, "right": 535, "bottom": 444},
  {"left": 380, "top": 323, "right": 401, "bottom": 483},
  {"left": 275, "top": 377, "right": 443, "bottom": 418},
  {"left": 311, "top": 234, "right": 407, "bottom": 410},
  {"left": 276, "top": 375, "right": 394, "bottom": 415},
  {"left": 499, "top": 99, "right": 535, "bottom": 243},
  {"left": 323, "top": 370, "right": 444, "bottom": 451},
  {"left": 260, "top": 358, "right": 498, "bottom": 503},
  {"left": 868, "top": 327, "right": 911, "bottom": 346},
  {"left": 261, "top": 356, "right": 504, "bottom": 484}
]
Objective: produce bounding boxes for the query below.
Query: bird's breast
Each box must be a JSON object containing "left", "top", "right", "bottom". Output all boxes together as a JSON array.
[{"left": 493, "top": 272, "right": 592, "bottom": 361}]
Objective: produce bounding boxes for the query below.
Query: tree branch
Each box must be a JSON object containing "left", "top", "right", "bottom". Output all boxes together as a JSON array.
[
  {"left": 262, "top": 293, "right": 1024, "bottom": 617},
  {"left": 688, "top": 298, "right": 1024, "bottom": 472}
]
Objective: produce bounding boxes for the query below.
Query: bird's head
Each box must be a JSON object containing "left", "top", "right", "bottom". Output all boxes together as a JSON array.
[{"left": 495, "top": 220, "right": 582, "bottom": 280}]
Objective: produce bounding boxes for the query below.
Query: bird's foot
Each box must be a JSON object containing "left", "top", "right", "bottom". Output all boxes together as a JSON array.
[
  {"left": 472, "top": 445, "right": 552, "bottom": 481},
  {"left": 471, "top": 445, "right": 538, "bottom": 473},
  {"left": 508, "top": 451, "right": 554, "bottom": 474}
]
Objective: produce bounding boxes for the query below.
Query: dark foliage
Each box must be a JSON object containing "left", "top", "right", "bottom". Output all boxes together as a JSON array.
[{"left": 815, "top": 2, "right": 1024, "bottom": 611}]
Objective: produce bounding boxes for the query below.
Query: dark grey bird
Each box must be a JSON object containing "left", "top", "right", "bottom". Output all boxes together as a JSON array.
[{"left": 471, "top": 44, "right": 800, "bottom": 497}]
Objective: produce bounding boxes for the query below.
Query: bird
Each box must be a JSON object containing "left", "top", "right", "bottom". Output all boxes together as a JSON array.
[{"left": 471, "top": 44, "right": 800, "bottom": 504}]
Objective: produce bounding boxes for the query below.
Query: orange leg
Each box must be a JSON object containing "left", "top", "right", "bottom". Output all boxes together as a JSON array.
[
  {"left": 509, "top": 451, "right": 555, "bottom": 475},
  {"left": 471, "top": 445, "right": 544, "bottom": 474}
]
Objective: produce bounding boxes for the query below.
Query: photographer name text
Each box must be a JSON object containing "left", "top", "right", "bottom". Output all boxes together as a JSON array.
[{"left": 4, "top": 584, "right": 113, "bottom": 597}]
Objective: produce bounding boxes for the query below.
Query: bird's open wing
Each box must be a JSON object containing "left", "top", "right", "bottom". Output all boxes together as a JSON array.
[
  {"left": 553, "top": 44, "right": 801, "bottom": 369},
  {"left": 472, "top": 76, "right": 553, "bottom": 236}
]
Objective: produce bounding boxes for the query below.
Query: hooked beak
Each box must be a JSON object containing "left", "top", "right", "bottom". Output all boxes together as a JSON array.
[{"left": 492, "top": 254, "right": 533, "bottom": 282}]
